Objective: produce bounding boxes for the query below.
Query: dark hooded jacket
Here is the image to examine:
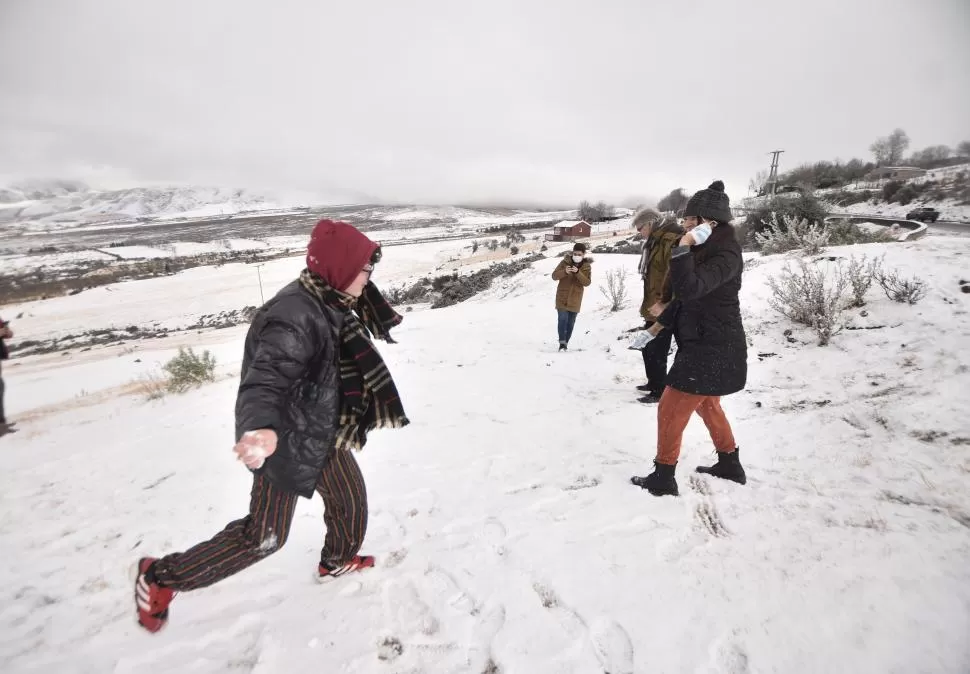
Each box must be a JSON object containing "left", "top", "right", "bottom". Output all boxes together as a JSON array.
[{"left": 659, "top": 224, "right": 747, "bottom": 396}]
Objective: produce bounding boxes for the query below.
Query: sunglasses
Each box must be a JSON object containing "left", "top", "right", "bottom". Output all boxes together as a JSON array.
[{"left": 362, "top": 244, "right": 382, "bottom": 274}]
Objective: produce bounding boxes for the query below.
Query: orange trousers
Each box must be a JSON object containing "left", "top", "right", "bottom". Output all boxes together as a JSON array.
[{"left": 656, "top": 386, "right": 737, "bottom": 465}]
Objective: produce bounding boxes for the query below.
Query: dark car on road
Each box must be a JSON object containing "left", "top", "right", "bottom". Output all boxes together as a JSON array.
[{"left": 906, "top": 207, "right": 940, "bottom": 223}]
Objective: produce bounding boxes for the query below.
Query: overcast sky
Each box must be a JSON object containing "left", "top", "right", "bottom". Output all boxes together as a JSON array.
[{"left": 1, "top": 0, "right": 968, "bottom": 206}]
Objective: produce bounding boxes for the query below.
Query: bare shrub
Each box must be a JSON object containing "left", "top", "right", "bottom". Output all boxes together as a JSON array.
[
  {"left": 599, "top": 268, "right": 628, "bottom": 312},
  {"left": 134, "top": 371, "right": 168, "bottom": 401},
  {"left": 846, "top": 254, "right": 884, "bottom": 307},
  {"left": 767, "top": 259, "right": 848, "bottom": 346},
  {"left": 756, "top": 215, "right": 831, "bottom": 256},
  {"left": 163, "top": 347, "right": 216, "bottom": 393},
  {"left": 876, "top": 269, "right": 927, "bottom": 304}
]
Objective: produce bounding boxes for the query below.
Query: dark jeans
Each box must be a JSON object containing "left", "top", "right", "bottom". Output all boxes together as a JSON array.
[
  {"left": 641, "top": 327, "right": 673, "bottom": 395},
  {"left": 557, "top": 310, "right": 578, "bottom": 344}
]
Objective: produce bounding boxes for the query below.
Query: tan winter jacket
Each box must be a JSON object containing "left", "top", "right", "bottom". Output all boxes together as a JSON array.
[
  {"left": 552, "top": 253, "right": 592, "bottom": 312},
  {"left": 638, "top": 221, "right": 683, "bottom": 321}
]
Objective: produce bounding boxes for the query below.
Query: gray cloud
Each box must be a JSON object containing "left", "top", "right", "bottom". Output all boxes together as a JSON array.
[{"left": 1, "top": 0, "right": 968, "bottom": 206}]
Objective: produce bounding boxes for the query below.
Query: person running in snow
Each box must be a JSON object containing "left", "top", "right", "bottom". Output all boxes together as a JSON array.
[
  {"left": 630, "top": 181, "right": 747, "bottom": 496},
  {"left": 551, "top": 242, "right": 592, "bottom": 351},
  {"left": 0, "top": 316, "right": 13, "bottom": 437},
  {"left": 631, "top": 208, "right": 683, "bottom": 404},
  {"left": 134, "top": 220, "right": 410, "bottom": 633}
]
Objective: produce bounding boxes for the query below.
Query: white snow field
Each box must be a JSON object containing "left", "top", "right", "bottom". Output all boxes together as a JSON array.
[{"left": 1, "top": 235, "right": 969, "bottom": 673}]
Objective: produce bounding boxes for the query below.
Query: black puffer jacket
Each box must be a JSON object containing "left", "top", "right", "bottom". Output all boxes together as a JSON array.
[
  {"left": 235, "top": 280, "right": 345, "bottom": 498},
  {"left": 661, "top": 224, "right": 747, "bottom": 396}
]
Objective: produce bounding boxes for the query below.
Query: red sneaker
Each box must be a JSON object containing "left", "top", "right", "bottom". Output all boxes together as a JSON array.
[
  {"left": 134, "top": 557, "right": 176, "bottom": 633},
  {"left": 317, "top": 555, "right": 375, "bottom": 582}
]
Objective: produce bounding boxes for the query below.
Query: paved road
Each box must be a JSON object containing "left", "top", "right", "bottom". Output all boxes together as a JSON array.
[{"left": 927, "top": 220, "right": 970, "bottom": 234}]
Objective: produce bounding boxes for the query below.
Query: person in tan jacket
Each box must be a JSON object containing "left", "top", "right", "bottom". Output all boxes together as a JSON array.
[
  {"left": 632, "top": 210, "right": 683, "bottom": 403},
  {"left": 551, "top": 242, "right": 592, "bottom": 351}
]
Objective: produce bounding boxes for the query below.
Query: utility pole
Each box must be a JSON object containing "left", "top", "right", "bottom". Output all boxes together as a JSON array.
[
  {"left": 766, "top": 150, "right": 785, "bottom": 196},
  {"left": 254, "top": 263, "right": 265, "bottom": 304}
]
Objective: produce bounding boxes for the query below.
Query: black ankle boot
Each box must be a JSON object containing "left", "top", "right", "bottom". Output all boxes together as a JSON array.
[
  {"left": 630, "top": 461, "right": 679, "bottom": 496},
  {"left": 696, "top": 448, "right": 746, "bottom": 485}
]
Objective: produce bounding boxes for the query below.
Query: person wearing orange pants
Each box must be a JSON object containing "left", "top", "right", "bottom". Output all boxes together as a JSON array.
[{"left": 631, "top": 181, "right": 747, "bottom": 496}]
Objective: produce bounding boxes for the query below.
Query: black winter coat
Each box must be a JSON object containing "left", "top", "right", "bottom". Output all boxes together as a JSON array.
[
  {"left": 662, "top": 224, "right": 747, "bottom": 397},
  {"left": 0, "top": 316, "right": 8, "bottom": 360},
  {"left": 235, "top": 280, "right": 345, "bottom": 497}
]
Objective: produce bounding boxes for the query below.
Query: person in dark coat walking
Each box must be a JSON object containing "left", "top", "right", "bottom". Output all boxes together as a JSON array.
[
  {"left": 631, "top": 181, "right": 748, "bottom": 496},
  {"left": 133, "top": 220, "right": 410, "bottom": 633},
  {"left": 0, "top": 316, "right": 13, "bottom": 436}
]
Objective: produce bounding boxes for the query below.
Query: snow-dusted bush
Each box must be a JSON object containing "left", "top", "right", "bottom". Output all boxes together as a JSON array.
[
  {"left": 600, "top": 268, "right": 628, "bottom": 312},
  {"left": 824, "top": 219, "right": 894, "bottom": 246},
  {"left": 846, "top": 254, "right": 884, "bottom": 307},
  {"left": 163, "top": 347, "right": 216, "bottom": 393},
  {"left": 768, "top": 259, "right": 848, "bottom": 346},
  {"left": 876, "top": 269, "right": 927, "bottom": 305},
  {"left": 756, "top": 215, "right": 831, "bottom": 256}
]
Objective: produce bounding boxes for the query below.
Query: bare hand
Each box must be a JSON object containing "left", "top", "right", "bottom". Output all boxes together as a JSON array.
[
  {"left": 1, "top": 327, "right": 11, "bottom": 339},
  {"left": 647, "top": 322, "right": 664, "bottom": 336},
  {"left": 566, "top": 266, "right": 577, "bottom": 274},
  {"left": 234, "top": 429, "right": 278, "bottom": 469},
  {"left": 679, "top": 233, "right": 696, "bottom": 247},
  {"left": 648, "top": 302, "right": 666, "bottom": 318}
]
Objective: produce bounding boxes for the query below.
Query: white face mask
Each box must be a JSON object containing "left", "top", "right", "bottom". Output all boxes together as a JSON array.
[
  {"left": 691, "top": 222, "right": 713, "bottom": 245},
  {"left": 572, "top": 255, "right": 583, "bottom": 264}
]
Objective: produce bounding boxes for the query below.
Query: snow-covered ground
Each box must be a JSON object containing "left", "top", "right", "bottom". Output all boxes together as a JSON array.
[{"left": 1, "top": 235, "right": 969, "bottom": 673}]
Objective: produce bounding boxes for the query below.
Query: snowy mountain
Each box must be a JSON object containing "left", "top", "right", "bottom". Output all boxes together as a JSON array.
[
  {"left": 1, "top": 232, "right": 969, "bottom": 672},
  {"left": 0, "top": 181, "right": 300, "bottom": 228}
]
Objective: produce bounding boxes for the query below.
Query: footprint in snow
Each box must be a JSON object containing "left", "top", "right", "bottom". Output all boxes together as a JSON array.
[
  {"left": 424, "top": 564, "right": 478, "bottom": 615},
  {"left": 702, "top": 634, "right": 751, "bottom": 674},
  {"left": 406, "top": 488, "right": 439, "bottom": 518},
  {"left": 689, "top": 475, "right": 730, "bottom": 538},
  {"left": 464, "top": 602, "right": 506, "bottom": 674},
  {"left": 481, "top": 517, "right": 508, "bottom": 558},
  {"left": 383, "top": 579, "right": 440, "bottom": 637},
  {"left": 589, "top": 617, "right": 635, "bottom": 674}
]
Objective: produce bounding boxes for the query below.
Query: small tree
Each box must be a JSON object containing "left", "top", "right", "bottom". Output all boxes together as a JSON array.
[
  {"left": 599, "top": 269, "right": 628, "bottom": 312},
  {"left": 957, "top": 141, "right": 970, "bottom": 159},
  {"left": 882, "top": 180, "right": 904, "bottom": 202},
  {"left": 748, "top": 169, "right": 769, "bottom": 196},
  {"left": 876, "top": 269, "right": 927, "bottom": 305},
  {"left": 471, "top": 240, "right": 479, "bottom": 254},
  {"left": 846, "top": 254, "right": 884, "bottom": 307},
  {"left": 163, "top": 347, "right": 217, "bottom": 393},
  {"left": 768, "top": 260, "right": 849, "bottom": 346},
  {"left": 595, "top": 201, "right": 615, "bottom": 220},
  {"left": 657, "top": 188, "right": 689, "bottom": 214},
  {"left": 870, "top": 128, "right": 909, "bottom": 166},
  {"left": 755, "top": 215, "right": 831, "bottom": 256},
  {"left": 578, "top": 200, "right": 599, "bottom": 222}
]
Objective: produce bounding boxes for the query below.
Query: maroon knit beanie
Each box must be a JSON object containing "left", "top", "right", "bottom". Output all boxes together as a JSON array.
[{"left": 305, "top": 219, "right": 378, "bottom": 291}]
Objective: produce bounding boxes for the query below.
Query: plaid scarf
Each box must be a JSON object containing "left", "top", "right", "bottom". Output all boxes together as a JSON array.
[{"left": 299, "top": 269, "right": 410, "bottom": 451}]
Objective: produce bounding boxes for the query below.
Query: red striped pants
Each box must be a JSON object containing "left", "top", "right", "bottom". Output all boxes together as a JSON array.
[{"left": 152, "top": 448, "right": 367, "bottom": 591}]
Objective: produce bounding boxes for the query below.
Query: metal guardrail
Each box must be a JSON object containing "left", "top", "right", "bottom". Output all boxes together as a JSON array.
[
  {"left": 731, "top": 206, "right": 929, "bottom": 241},
  {"left": 824, "top": 213, "right": 928, "bottom": 241}
]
